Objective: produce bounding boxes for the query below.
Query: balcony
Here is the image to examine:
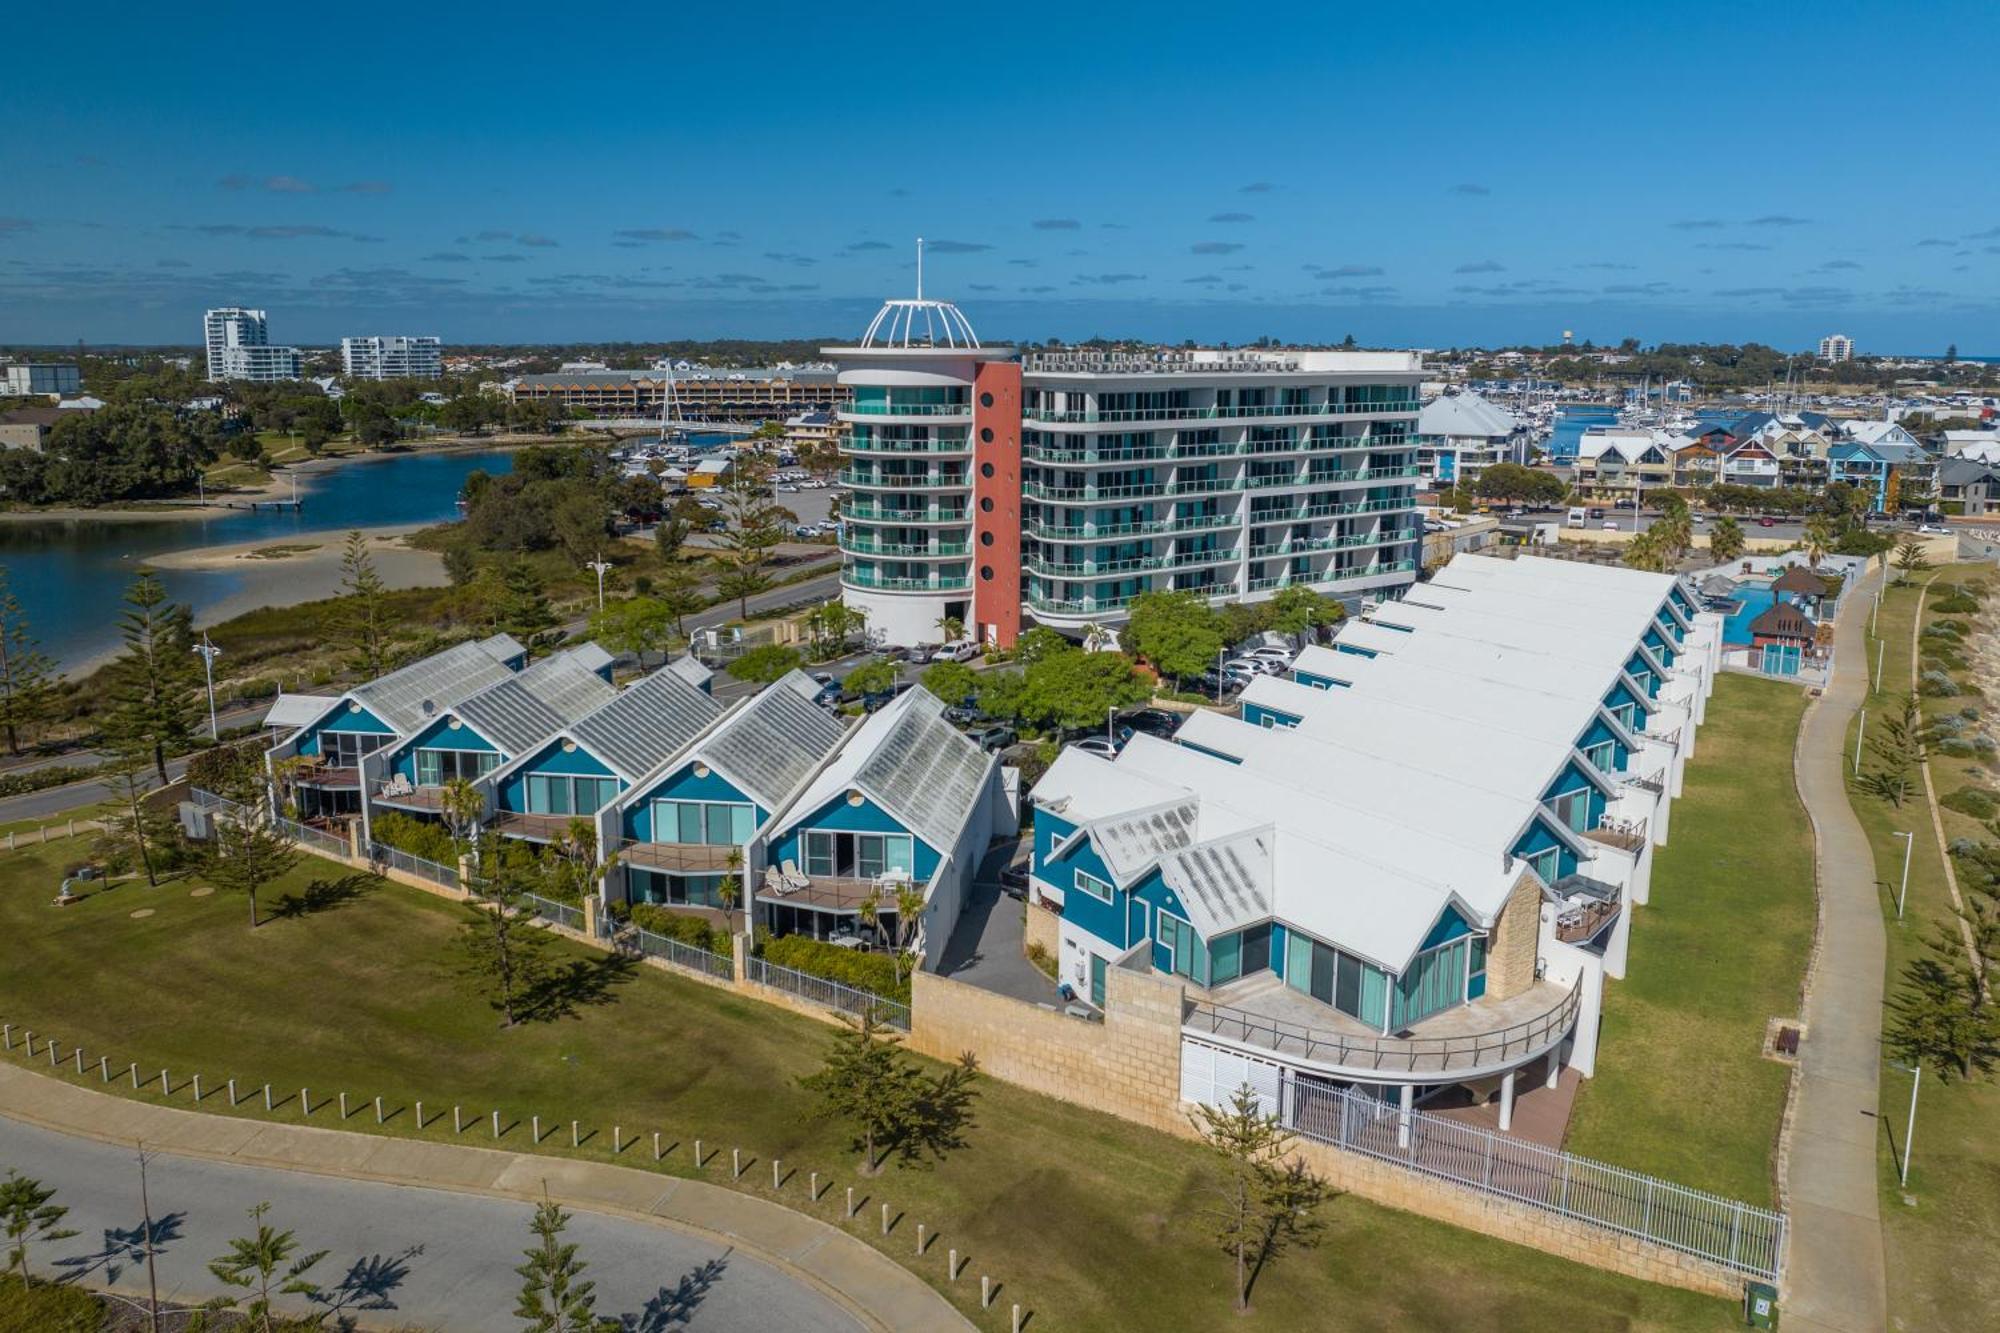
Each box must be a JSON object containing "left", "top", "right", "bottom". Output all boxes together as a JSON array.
[
  {"left": 758, "top": 866, "right": 909, "bottom": 913},
  {"left": 1581, "top": 816, "right": 1648, "bottom": 854},
  {"left": 841, "top": 402, "right": 971, "bottom": 418},
  {"left": 1248, "top": 496, "right": 1411, "bottom": 524},
  {"left": 1026, "top": 547, "right": 1239, "bottom": 579},
  {"left": 1246, "top": 559, "right": 1415, "bottom": 592},
  {"left": 1248, "top": 527, "right": 1417, "bottom": 558},
  {"left": 844, "top": 502, "right": 969, "bottom": 525},
  {"left": 1184, "top": 973, "right": 1581, "bottom": 1080},
  {"left": 373, "top": 780, "right": 450, "bottom": 812},
  {"left": 844, "top": 435, "right": 970, "bottom": 455},
  {"left": 840, "top": 536, "right": 970, "bottom": 559},
  {"left": 1554, "top": 896, "right": 1622, "bottom": 947},
  {"left": 491, "top": 811, "right": 587, "bottom": 843},
  {"left": 294, "top": 760, "right": 360, "bottom": 789},
  {"left": 845, "top": 571, "right": 973, "bottom": 592},
  {"left": 1022, "top": 480, "right": 1166, "bottom": 503},
  {"left": 1023, "top": 399, "right": 1420, "bottom": 426},
  {"left": 622, "top": 839, "right": 738, "bottom": 874},
  {"left": 839, "top": 469, "right": 968, "bottom": 491}
]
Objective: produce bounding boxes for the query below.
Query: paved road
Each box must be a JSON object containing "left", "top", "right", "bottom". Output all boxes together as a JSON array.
[
  {"left": 937, "top": 839, "right": 1060, "bottom": 1006},
  {"left": 0, "top": 1115, "right": 862, "bottom": 1332},
  {"left": 1782, "top": 559, "right": 1888, "bottom": 1332}
]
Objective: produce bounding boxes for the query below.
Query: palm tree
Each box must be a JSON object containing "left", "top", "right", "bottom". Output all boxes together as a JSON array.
[
  {"left": 1803, "top": 515, "right": 1834, "bottom": 570},
  {"left": 935, "top": 614, "right": 965, "bottom": 645},
  {"left": 717, "top": 846, "right": 744, "bottom": 930},
  {"left": 892, "top": 883, "right": 926, "bottom": 985},
  {"left": 1082, "top": 622, "right": 1112, "bottom": 653}
]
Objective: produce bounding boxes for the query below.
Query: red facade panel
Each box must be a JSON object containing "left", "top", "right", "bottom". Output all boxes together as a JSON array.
[{"left": 971, "top": 362, "right": 1024, "bottom": 647}]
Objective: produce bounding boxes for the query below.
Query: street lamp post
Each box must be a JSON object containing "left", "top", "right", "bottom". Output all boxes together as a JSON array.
[
  {"left": 586, "top": 556, "right": 613, "bottom": 612},
  {"left": 1892, "top": 830, "right": 1914, "bottom": 918},
  {"left": 192, "top": 634, "right": 222, "bottom": 738},
  {"left": 1893, "top": 1060, "right": 1922, "bottom": 1187},
  {"left": 1107, "top": 706, "right": 1116, "bottom": 746}
]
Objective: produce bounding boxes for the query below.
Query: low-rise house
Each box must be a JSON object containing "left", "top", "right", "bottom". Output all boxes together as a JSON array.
[
  {"left": 265, "top": 635, "right": 529, "bottom": 820},
  {"left": 0, "top": 407, "right": 62, "bottom": 452},
  {"left": 1027, "top": 553, "right": 1719, "bottom": 1131},
  {"left": 1827, "top": 438, "right": 1933, "bottom": 512},
  {"left": 1414, "top": 393, "right": 1523, "bottom": 489},
  {"left": 1938, "top": 456, "right": 2000, "bottom": 515},
  {"left": 1573, "top": 429, "right": 1678, "bottom": 501}
]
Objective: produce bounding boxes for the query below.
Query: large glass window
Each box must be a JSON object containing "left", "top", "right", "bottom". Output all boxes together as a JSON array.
[
  {"left": 1393, "top": 938, "right": 1470, "bottom": 1028},
  {"left": 416, "top": 748, "right": 499, "bottom": 786},
  {"left": 1524, "top": 845, "right": 1562, "bottom": 885},
  {"left": 322, "top": 731, "right": 394, "bottom": 767},
  {"left": 804, "top": 830, "right": 915, "bottom": 879},
  {"left": 652, "top": 800, "right": 754, "bottom": 846},
  {"left": 1073, "top": 869, "right": 1114, "bottom": 903},
  {"left": 1550, "top": 787, "right": 1592, "bottom": 833},
  {"left": 1282, "top": 929, "right": 1391, "bottom": 1028},
  {"left": 1155, "top": 911, "right": 1207, "bottom": 985},
  {"left": 1583, "top": 740, "right": 1617, "bottom": 773},
  {"left": 526, "top": 774, "right": 618, "bottom": 816}
]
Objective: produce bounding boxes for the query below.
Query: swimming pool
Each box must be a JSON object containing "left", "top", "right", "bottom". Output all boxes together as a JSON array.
[{"left": 1722, "top": 585, "right": 1779, "bottom": 646}]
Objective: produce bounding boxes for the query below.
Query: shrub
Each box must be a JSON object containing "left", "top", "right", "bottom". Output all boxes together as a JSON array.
[
  {"left": 1940, "top": 786, "right": 1998, "bottom": 819},
  {"left": 1938, "top": 737, "right": 1977, "bottom": 757},
  {"left": 1962, "top": 705, "right": 1983, "bottom": 721},
  {"left": 628, "top": 903, "right": 727, "bottom": 955},
  {"left": 1920, "top": 669, "right": 1963, "bottom": 697},
  {"left": 762, "top": 932, "right": 908, "bottom": 1001},
  {"left": 0, "top": 764, "right": 98, "bottom": 799},
  {"left": 370, "top": 811, "right": 458, "bottom": 865},
  {"left": 0, "top": 1275, "right": 105, "bottom": 1331},
  {"left": 1933, "top": 591, "right": 1981, "bottom": 615}
]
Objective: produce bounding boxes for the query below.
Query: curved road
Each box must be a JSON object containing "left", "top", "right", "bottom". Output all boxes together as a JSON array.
[{"left": 0, "top": 1115, "right": 862, "bottom": 1331}]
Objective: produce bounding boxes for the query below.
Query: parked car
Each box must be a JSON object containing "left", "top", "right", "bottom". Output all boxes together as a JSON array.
[
  {"left": 972, "top": 725, "right": 1018, "bottom": 752},
  {"left": 1601, "top": 520, "right": 1618, "bottom": 530},
  {"left": 1757, "top": 516, "right": 1777, "bottom": 528},
  {"left": 1221, "top": 656, "right": 1281, "bottom": 677},
  {"left": 1244, "top": 646, "right": 1295, "bottom": 667},
  {"left": 938, "top": 640, "right": 981, "bottom": 663},
  {"left": 1919, "top": 523, "right": 1951, "bottom": 535},
  {"left": 943, "top": 704, "right": 987, "bottom": 728},
  {"left": 1587, "top": 507, "right": 1606, "bottom": 520},
  {"left": 1118, "top": 708, "right": 1181, "bottom": 739},
  {"left": 1070, "top": 736, "right": 1120, "bottom": 759},
  {"left": 998, "top": 866, "right": 1029, "bottom": 900}
]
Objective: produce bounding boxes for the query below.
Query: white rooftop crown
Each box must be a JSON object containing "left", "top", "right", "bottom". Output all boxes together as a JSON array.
[{"left": 856, "top": 238, "right": 981, "bottom": 349}]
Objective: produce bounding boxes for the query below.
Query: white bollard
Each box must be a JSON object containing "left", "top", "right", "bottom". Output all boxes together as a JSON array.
[
  {"left": 2, "top": 1024, "right": 10, "bottom": 1049},
  {"left": 191, "top": 1074, "right": 200, "bottom": 1101},
  {"left": 810, "top": 1171, "right": 819, "bottom": 1201},
  {"left": 374, "top": 1095, "right": 383, "bottom": 1125},
  {"left": 845, "top": 1186, "right": 854, "bottom": 1218},
  {"left": 571, "top": 1120, "right": 579, "bottom": 1149},
  {"left": 129, "top": 1063, "right": 139, "bottom": 1089},
  {"left": 773, "top": 1158, "right": 781, "bottom": 1190},
  {"left": 339, "top": 1092, "right": 348, "bottom": 1120},
  {"left": 47, "top": 1040, "right": 58, "bottom": 1067},
  {"left": 99, "top": 1057, "right": 109, "bottom": 1083},
  {"left": 695, "top": 1139, "right": 703, "bottom": 1168},
  {"left": 533, "top": 1115, "right": 541, "bottom": 1143},
  {"left": 160, "top": 1069, "right": 169, "bottom": 1095},
  {"left": 653, "top": 1131, "right": 661, "bottom": 1162},
  {"left": 917, "top": 1223, "right": 925, "bottom": 1256},
  {"left": 1012, "top": 1302, "right": 1022, "bottom": 1333},
  {"left": 615, "top": 1126, "right": 622, "bottom": 1155},
  {"left": 732, "top": 1148, "right": 741, "bottom": 1179},
  {"left": 75, "top": 1048, "right": 84, "bottom": 1074},
  {"left": 264, "top": 1084, "right": 272, "bottom": 1111},
  {"left": 982, "top": 1275, "right": 992, "bottom": 1309},
  {"left": 492, "top": 1110, "right": 501, "bottom": 1138},
  {"left": 881, "top": 1203, "right": 889, "bottom": 1236},
  {"left": 228, "top": 1078, "right": 237, "bottom": 1106},
  {"left": 416, "top": 1100, "right": 424, "bottom": 1128},
  {"left": 301, "top": 1088, "right": 310, "bottom": 1117},
  {"left": 949, "top": 1248, "right": 958, "bottom": 1281},
  {"left": 454, "top": 1105, "right": 463, "bottom": 1134}
]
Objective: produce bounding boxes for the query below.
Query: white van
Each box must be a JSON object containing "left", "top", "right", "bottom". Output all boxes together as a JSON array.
[{"left": 1566, "top": 507, "right": 1588, "bottom": 528}]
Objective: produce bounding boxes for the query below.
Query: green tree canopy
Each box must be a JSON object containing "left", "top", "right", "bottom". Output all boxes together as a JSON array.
[{"left": 1122, "top": 590, "right": 1224, "bottom": 686}]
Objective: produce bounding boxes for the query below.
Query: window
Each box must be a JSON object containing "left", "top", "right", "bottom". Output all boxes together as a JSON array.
[
  {"left": 1156, "top": 911, "right": 1206, "bottom": 985},
  {"left": 1524, "top": 845, "right": 1561, "bottom": 885},
  {"left": 805, "top": 830, "right": 916, "bottom": 880},
  {"left": 526, "top": 774, "right": 618, "bottom": 816},
  {"left": 1550, "top": 787, "right": 1592, "bottom": 833},
  {"left": 1073, "top": 869, "right": 1114, "bottom": 903},
  {"left": 1282, "top": 928, "right": 1388, "bottom": 1027},
  {"left": 1583, "top": 741, "right": 1617, "bottom": 773},
  {"left": 1393, "top": 938, "right": 1470, "bottom": 1027},
  {"left": 1210, "top": 931, "right": 1242, "bottom": 985},
  {"left": 652, "top": 800, "right": 754, "bottom": 846},
  {"left": 322, "top": 731, "right": 394, "bottom": 767},
  {"left": 416, "top": 748, "right": 498, "bottom": 786}
]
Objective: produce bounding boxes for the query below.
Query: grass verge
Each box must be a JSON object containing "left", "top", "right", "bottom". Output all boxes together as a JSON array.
[
  {"left": 1565, "top": 673, "right": 1814, "bottom": 1206},
  {"left": 0, "top": 846, "right": 1735, "bottom": 1332}
]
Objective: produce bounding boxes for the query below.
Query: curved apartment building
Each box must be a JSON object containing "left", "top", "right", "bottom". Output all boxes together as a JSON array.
[{"left": 828, "top": 295, "right": 1424, "bottom": 647}]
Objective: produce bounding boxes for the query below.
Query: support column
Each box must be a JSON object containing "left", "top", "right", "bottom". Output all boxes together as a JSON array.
[
  {"left": 1498, "top": 1068, "right": 1517, "bottom": 1133},
  {"left": 1396, "top": 1083, "right": 1413, "bottom": 1150},
  {"left": 1545, "top": 1045, "right": 1563, "bottom": 1090}
]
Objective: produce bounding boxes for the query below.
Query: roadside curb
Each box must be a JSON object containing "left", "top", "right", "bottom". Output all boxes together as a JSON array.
[{"left": 0, "top": 1061, "right": 971, "bottom": 1333}]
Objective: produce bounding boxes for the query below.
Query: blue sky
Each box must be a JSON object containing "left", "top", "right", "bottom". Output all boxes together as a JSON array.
[{"left": 4, "top": 0, "right": 1997, "bottom": 351}]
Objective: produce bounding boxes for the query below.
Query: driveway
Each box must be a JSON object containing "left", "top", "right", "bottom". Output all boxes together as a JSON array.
[
  {"left": 0, "top": 1115, "right": 861, "bottom": 1331},
  {"left": 936, "top": 838, "right": 1059, "bottom": 1006}
]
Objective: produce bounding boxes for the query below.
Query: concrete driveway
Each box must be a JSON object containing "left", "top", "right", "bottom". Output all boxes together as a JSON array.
[
  {"left": 936, "top": 838, "right": 1059, "bottom": 1006},
  {"left": 0, "top": 1115, "right": 862, "bottom": 1331}
]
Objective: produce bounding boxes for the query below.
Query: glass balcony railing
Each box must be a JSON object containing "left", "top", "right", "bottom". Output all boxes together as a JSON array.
[
  {"left": 1248, "top": 527, "right": 1417, "bottom": 558},
  {"left": 842, "top": 401, "right": 971, "bottom": 418},
  {"left": 1248, "top": 495, "right": 1412, "bottom": 523},
  {"left": 1025, "top": 511, "right": 1239, "bottom": 541},
  {"left": 841, "top": 536, "right": 971, "bottom": 559},
  {"left": 1024, "top": 399, "right": 1419, "bottom": 425},
  {"left": 1246, "top": 559, "right": 1415, "bottom": 592},
  {"left": 844, "top": 570, "right": 973, "bottom": 592},
  {"left": 844, "top": 502, "right": 970, "bottom": 524},
  {"left": 844, "top": 435, "right": 971, "bottom": 454},
  {"left": 1026, "top": 546, "right": 1241, "bottom": 578},
  {"left": 839, "top": 469, "right": 968, "bottom": 490}
]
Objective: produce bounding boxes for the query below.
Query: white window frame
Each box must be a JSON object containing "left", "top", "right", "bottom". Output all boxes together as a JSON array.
[{"left": 1073, "top": 868, "right": 1114, "bottom": 904}]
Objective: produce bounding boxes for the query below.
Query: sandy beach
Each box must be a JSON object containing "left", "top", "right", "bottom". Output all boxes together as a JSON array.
[{"left": 145, "top": 522, "right": 448, "bottom": 594}]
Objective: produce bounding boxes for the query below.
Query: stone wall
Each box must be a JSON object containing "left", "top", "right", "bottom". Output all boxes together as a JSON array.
[
  {"left": 909, "top": 964, "right": 1187, "bottom": 1135},
  {"left": 1486, "top": 871, "right": 1544, "bottom": 1000},
  {"left": 1022, "top": 900, "right": 1060, "bottom": 962}
]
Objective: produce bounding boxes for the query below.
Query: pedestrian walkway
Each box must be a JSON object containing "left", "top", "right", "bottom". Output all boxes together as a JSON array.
[
  {"left": 1784, "top": 561, "right": 1889, "bottom": 1333},
  {"left": 0, "top": 1061, "right": 970, "bottom": 1333}
]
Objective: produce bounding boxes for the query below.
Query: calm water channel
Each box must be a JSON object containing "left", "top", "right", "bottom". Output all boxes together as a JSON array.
[{"left": 0, "top": 449, "right": 516, "bottom": 670}]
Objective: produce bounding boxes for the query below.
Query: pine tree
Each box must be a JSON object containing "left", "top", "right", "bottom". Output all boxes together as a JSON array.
[
  {"left": 714, "top": 457, "right": 794, "bottom": 618},
  {"left": 514, "top": 1194, "right": 603, "bottom": 1332},
  {"left": 456, "top": 882, "right": 555, "bottom": 1026},
  {"left": 332, "top": 529, "right": 390, "bottom": 676},
  {"left": 206, "top": 1201, "right": 327, "bottom": 1333},
  {"left": 798, "top": 1013, "right": 979, "bottom": 1174},
  {"left": 1190, "top": 1086, "right": 1333, "bottom": 1313},
  {"left": 0, "top": 568, "right": 55, "bottom": 755},
  {"left": 106, "top": 572, "right": 198, "bottom": 784},
  {"left": 200, "top": 797, "right": 300, "bottom": 928},
  {"left": 0, "top": 1171, "right": 77, "bottom": 1285}
]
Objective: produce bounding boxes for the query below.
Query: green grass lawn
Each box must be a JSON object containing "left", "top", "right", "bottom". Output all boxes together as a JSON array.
[
  {"left": 1565, "top": 674, "right": 1814, "bottom": 1206},
  {"left": 1850, "top": 568, "right": 2000, "bottom": 1333},
  {"left": 0, "top": 845, "right": 1736, "bottom": 1332}
]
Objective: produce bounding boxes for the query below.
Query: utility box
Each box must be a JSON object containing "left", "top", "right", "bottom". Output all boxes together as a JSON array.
[{"left": 1743, "top": 1281, "right": 1778, "bottom": 1329}]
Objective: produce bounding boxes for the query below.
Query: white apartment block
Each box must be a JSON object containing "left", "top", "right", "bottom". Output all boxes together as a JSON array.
[
  {"left": 2, "top": 363, "right": 82, "bottom": 397},
  {"left": 342, "top": 335, "right": 444, "bottom": 380},
  {"left": 204, "top": 307, "right": 301, "bottom": 383},
  {"left": 1818, "top": 333, "right": 1854, "bottom": 363}
]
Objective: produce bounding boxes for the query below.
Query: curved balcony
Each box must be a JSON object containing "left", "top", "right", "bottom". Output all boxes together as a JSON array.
[
  {"left": 1248, "top": 496, "right": 1411, "bottom": 524},
  {"left": 838, "top": 468, "right": 969, "bottom": 491},
  {"left": 1247, "top": 559, "right": 1415, "bottom": 592},
  {"left": 1184, "top": 976, "right": 1580, "bottom": 1082},
  {"left": 1026, "top": 512, "right": 1237, "bottom": 542},
  {"left": 841, "top": 535, "right": 970, "bottom": 559},
  {"left": 1023, "top": 399, "right": 1420, "bottom": 426},
  {"left": 840, "top": 401, "right": 971, "bottom": 418},
  {"left": 1025, "top": 546, "right": 1240, "bottom": 579},
  {"left": 844, "top": 434, "right": 971, "bottom": 455},
  {"left": 845, "top": 570, "right": 972, "bottom": 592},
  {"left": 844, "top": 501, "right": 970, "bottom": 525}
]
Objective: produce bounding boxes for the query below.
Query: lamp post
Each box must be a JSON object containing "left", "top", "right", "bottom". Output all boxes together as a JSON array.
[
  {"left": 1892, "top": 830, "right": 1914, "bottom": 918},
  {"left": 1892, "top": 1060, "right": 1921, "bottom": 1187},
  {"left": 1107, "top": 706, "right": 1117, "bottom": 747},
  {"left": 586, "top": 556, "right": 613, "bottom": 612},
  {"left": 192, "top": 634, "right": 222, "bottom": 738}
]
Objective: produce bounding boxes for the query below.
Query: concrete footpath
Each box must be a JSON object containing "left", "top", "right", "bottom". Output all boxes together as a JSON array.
[
  {"left": 1783, "top": 561, "right": 1889, "bottom": 1332},
  {"left": 0, "top": 1062, "right": 971, "bottom": 1333}
]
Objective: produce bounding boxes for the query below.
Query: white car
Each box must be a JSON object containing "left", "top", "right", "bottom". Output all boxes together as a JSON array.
[
  {"left": 1244, "top": 646, "right": 1295, "bottom": 666},
  {"left": 1070, "top": 736, "right": 1120, "bottom": 759},
  {"left": 1918, "top": 523, "right": 1950, "bottom": 535},
  {"left": 1222, "top": 656, "right": 1283, "bottom": 677},
  {"left": 940, "top": 640, "right": 981, "bottom": 663}
]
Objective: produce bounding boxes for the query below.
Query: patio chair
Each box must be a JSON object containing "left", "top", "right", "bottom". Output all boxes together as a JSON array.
[{"left": 781, "top": 858, "right": 810, "bottom": 892}]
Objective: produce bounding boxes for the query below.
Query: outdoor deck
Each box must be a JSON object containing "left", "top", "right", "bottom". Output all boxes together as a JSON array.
[
  {"left": 757, "top": 867, "right": 905, "bottom": 913},
  {"left": 490, "top": 811, "right": 584, "bottom": 843},
  {"left": 623, "top": 841, "right": 738, "bottom": 874},
  {"left": 294, "top": 763, "right": 359, "bottom": 788},
  {"left": 1185, "top": 973, "right": 1579, "bottom": 1079},
  {"left": 374, "top": 784, "right": 449, "bottom": 812}
]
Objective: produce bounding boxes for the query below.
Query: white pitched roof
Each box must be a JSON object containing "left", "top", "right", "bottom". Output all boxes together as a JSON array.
[
  {"left": 1417, "top": 393, "right": 1519, "bottom": 440},
  {"left": 775, "top": 689, "right": 994, "bottom": 854}
]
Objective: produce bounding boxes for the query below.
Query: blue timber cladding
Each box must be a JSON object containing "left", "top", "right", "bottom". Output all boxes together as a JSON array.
[
  {"left": 622, "top": 763, "right": 759, "bottom": 842},
  {"left": 1541, "top": 757, "right": 1608, "bottom": 830},
  {"left": 1334, "top": 643, "right": 1377, "bottom": 658},
  {"left": 498, "top": 738, "right": 617, "bottom": 812},
  {"left": 1420, "top": 903, "right": 1475, "bottom": 951},
  {"left": 390, "top": 716, "right": 500, "bottom": 782},
  {"left": 1668, "top": 583, "right": 1696, "bottom": 620},
  {"left": 1040, "top": 820, "right": 1127, "bottom": 949},
  {"left": 1656, "top": 607, "right": 1684, "bottom": 645},
  {"left": 295, "top": 702, "right": 393, "bottom": 755},
  {"left": 1134, "top": 873, "right": 1186, "bottom": 972},
  {"left": 1624, "top": 651, "right": 1659, "bottom": 699},
  {"left": 1290, "top": 670, "right": 1348, "bottom": 690},
  {"left": 1577, "top": 713, "right": 1632, "bottom": 770},
  {"left": 768, "top": 791, "right": 942, "bottom": 881},
  {"left": 1242, "top": 702, "right": 1302, "bottom": 729},
  {"left": 1511, "top": 814, "right": 1578, "bottom": 879},
  {"left": 1642, "top": 624, "right": 1674, "bottom": 667}
]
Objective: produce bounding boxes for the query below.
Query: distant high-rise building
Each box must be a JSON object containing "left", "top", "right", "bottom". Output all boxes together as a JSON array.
[
  {"left": 1818, "top": 333, "right": 1855, "bottom": 363},
  {"left": 2, "top": 363, "right": 82, "bottom": 397},
  {"left": 341, "top": 335, "right": 444, "bottom": 380},
  {"left": 204, "top": 307, "right": 302, "bottom": 382}
]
